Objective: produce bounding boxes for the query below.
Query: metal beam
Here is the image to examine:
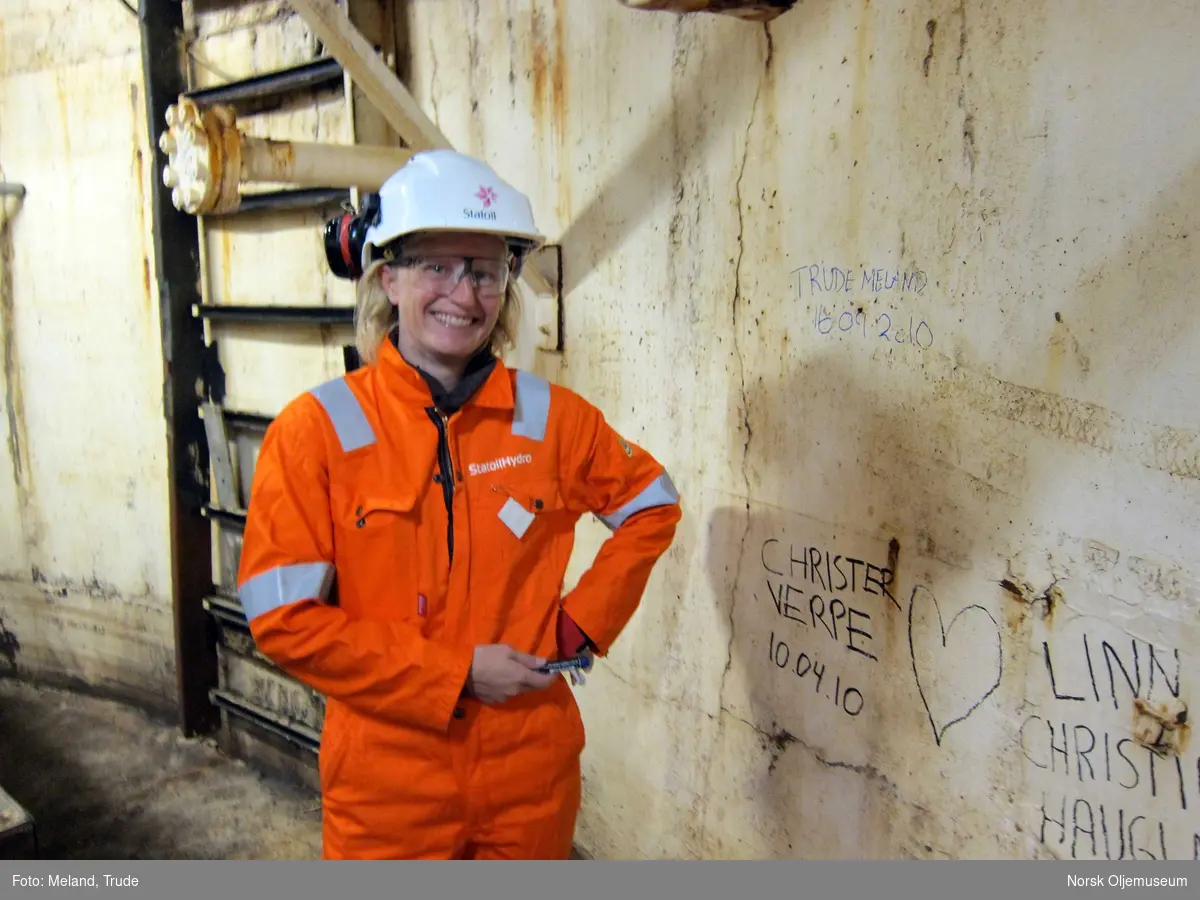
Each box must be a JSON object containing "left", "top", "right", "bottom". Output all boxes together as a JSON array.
[
  {"left": 223, "top": 410, "right": 275, "bottom": 432},
  {"left": 138, "top": 0, "right": 221, "bottom": 738},
  {"left": 185, "top": 56, "right": 344, "bottom": 114},
  {"left": 193, "top": 304, "right": 355, "bottom": 326},
  {"left": 203, "top": 595, "right": 250, "bottom": 633},
  {"left": 202, "top": 504, "right": 246, "bottom": 530},
  {"left": 210, "top": 689, "right": 322, "bottom": 753},
  {"left": 233, "top": 187, "right": 351, "bottom": 216}
]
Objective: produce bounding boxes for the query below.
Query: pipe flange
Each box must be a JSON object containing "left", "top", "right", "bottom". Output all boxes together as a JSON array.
[{"left": 159, "top": 97, "right": 243, "bottom": 215}]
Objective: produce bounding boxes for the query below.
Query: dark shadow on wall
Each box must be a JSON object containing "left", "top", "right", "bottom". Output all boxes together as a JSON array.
[
  {"left": 556, "top": 0, "right": 835, "bottom": 295},
  {"left": 701, "top": 348, "right": 1028, "bottom": 858},
  {"left": 1051, "top": 159, "right": 1200, "bottom": 453}
]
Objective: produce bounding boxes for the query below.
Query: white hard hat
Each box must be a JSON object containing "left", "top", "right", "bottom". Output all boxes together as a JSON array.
[{"left": 362, "top": 150, "right": 545, "bottom": 270}]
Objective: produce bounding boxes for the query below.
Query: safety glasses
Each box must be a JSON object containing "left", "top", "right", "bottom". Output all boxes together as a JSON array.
[{"left": 394, "top": 254, "right": 511, "bottom": 298}]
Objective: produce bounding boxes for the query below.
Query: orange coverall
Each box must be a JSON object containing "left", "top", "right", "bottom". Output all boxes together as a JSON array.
[{"left": 236, "top": 337, "right": 681, "bottom": 859}]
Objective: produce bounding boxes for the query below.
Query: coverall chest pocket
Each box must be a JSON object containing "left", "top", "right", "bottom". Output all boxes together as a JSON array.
[
  {"left": 330, "top": 485, "right": 421, "bottom": 618},
  {"left": 489, "top": 477, "right": 568, "bottom": 558}
]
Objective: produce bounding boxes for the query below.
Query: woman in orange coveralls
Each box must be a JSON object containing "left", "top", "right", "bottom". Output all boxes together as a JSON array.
[{"left": 236, "top": 149, "right": 681, "bottom": 860}]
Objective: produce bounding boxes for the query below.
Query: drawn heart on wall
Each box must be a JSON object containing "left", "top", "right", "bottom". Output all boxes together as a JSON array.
[{"left": 908, "top": 584, "right": 1003, "bottom": 746}]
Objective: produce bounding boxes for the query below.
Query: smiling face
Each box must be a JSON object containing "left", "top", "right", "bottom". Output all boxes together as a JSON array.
[{"left": 380, "top": 231, "right": 511, "bottom": 376}]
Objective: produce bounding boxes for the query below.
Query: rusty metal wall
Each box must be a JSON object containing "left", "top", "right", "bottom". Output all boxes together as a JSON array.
[{"left": 405, "top": 0, "right": 1200, "bottom": 860}]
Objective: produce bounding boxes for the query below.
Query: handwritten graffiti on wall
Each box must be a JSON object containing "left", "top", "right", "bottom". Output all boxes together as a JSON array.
[
  {"left": 1023, "top": 629, "right": 1198, "bottom": 859},
  {"left": 757, "top": 536, "right": 1006, "bottom": 741},
  {"left": 791, "top": 263, "right": 935, "bottom": 349},
  {"left": 793, "top": 263, "right": 930, "bottom": 297},
  {"left": 1042, "top": 633, "right": 1182, "bottom": 710},
  {"left": 761, "top": 540, "right": 897, "bottom": 660},
  {"left": 757, "top": 539, "right": 896, "bottom": 723}
]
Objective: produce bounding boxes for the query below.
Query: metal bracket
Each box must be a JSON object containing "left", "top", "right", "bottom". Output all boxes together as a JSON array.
[
  {"left": 0, "top": 182, "right": 25, "bottom": 228},
  {"left": 526, "top": 244, "right": 564, "bottom": 354}
]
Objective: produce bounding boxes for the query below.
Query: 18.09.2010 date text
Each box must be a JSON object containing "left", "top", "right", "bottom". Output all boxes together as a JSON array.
[{"left": 813, "top": 306, "right": 934, "bottom": 349}]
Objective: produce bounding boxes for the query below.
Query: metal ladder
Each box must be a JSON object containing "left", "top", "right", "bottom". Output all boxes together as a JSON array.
[{"left": 139, "top": 1, "right": 402, "bottom": 762}]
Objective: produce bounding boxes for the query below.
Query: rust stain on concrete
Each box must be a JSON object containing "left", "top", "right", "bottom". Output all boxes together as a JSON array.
[
  {"left": 551, "top": 0, "right": 568, "bottom": 141},
  {"left": 219, "top": 228, "right": 233, "bottom": 306},
  {"left": 130, "top": 83, "right": 153, "bottom": 317},
  {"left": 551, "top": 0, "right": 570, "bottom": 223},
  {"left": 1132, "top": 695, "right": 1190, "bottom": 757},
  {"left": 531, "top": 8, "right": 548, "bottom": 134}
]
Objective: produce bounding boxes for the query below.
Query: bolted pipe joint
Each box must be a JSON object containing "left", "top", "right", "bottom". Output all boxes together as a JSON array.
[
  {"left": 158, "top": 96, "right": 413, "bottom": 216},
  {"left": 160, "top": 97, "right": 242, "bottom": 215}
]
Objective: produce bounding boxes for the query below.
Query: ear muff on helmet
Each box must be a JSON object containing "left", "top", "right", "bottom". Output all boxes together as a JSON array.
[
  {"left": 506, "top": 238, "right": 543, "bottom": 280},
  {"left": 508, "top": 247, "right": 526, "bottom": 279},
  {"left": 322, "top": 192, "right": 381, "bottom": 280}
]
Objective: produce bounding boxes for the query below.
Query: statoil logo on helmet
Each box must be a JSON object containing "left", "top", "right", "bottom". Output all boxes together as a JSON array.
[
  {"left": 465, "top": 183, "right": 499, "bottom": 219},
  {"left": 476, "top": 185, "right": 497, "bottom": 207}
]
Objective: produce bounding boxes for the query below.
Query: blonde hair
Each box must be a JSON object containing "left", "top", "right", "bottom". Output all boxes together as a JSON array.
[{"left": 354, "top": 257, "right": 522, "bottom": 366}]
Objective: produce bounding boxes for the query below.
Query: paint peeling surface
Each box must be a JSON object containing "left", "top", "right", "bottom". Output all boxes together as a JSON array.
[{"left": 405, "top": 0, "right": 1200, "bottom": 859}]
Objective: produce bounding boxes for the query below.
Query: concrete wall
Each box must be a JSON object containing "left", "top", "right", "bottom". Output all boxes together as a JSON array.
[
  {"left": 0, "top": 0, "right": 177, "bottom": 711},
  {"left": 401, "top": 0, "right": 1200, "bottom": 859},
  {"left": 1, "top": 0, "right": 1197, "bottom": 860}
]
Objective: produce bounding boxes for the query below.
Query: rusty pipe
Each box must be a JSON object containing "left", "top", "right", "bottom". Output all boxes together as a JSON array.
[
  {"left": 239, "top": 138, "right": 410, "bottom": 195},
  {"left": 158, "top": 97, "right": 412, "bottom": 215},
  {"left": 618, "top": 0, "right": 796, "bottom": 21}
]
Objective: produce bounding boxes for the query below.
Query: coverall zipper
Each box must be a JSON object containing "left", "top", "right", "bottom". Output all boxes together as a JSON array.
[{"left": 426, "top": 407, "right": 456, "bottom": 563}]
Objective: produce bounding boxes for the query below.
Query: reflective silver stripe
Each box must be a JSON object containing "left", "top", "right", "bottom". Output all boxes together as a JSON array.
[
  {"left": 511, "top": 370, "right": 550, "bottom": 441},
  {"left": 498, "top": 497, "right": 535, "bottom": 539},
  {"left": 598, "top": 471, "right": 680, "bottom": 531},
  {"left": 239, "top": 562, "right": 334, "bottom": 621},
  {"left": 310, "top": 377, "right": 375, "bottom": 452}
]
